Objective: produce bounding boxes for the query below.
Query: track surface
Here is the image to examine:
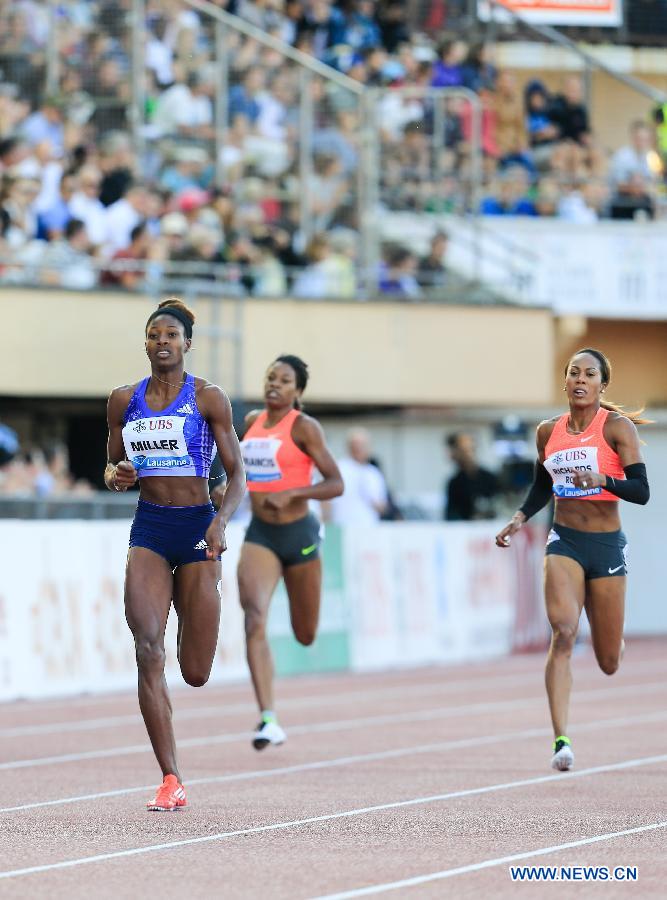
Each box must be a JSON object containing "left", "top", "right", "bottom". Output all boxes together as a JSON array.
[{"left": 0, "top": 640, "right": 665, "bottom": 898}]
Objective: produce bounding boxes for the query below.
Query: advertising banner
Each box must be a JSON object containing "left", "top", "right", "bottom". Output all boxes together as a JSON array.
[
  {"left": 0, "top": 518, "right": 550, "bottom": 701},
  {"left": 478, "top": 0, "right": 622, "bottom": 27}
]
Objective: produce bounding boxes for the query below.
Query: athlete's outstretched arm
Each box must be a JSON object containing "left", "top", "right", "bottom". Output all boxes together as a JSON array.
[
  {"left": 104, "top": 386, "right": 137, "bottom": 492},
  {"left": 201, "top": 385, "right": 246, "bottom": 556}
]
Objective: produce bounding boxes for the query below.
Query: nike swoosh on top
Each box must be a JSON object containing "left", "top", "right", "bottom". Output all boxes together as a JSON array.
[
  {"left": 301, "top": 544, "right": 317, "bottom": 556},
  {"left": 580, "top": 435, "right": 594, "bottom": 442},
  {"left": 608, "top": 565, "right": 624, "bottom": 574}
]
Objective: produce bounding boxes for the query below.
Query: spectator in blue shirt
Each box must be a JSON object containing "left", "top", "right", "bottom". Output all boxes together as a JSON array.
[
  {"left": 37, "top": 172, "right": 78, "bottom": 240},
  {"left": 20, "top": 96, "right": 66, "bottom": 157},
  {"left": 229, "top": 68, "right": 265, "bottom": 125}
]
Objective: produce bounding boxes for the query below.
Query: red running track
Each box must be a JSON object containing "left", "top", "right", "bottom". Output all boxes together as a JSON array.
[{"left": 0, "top": 640, "right": 666, "bottom": 899}]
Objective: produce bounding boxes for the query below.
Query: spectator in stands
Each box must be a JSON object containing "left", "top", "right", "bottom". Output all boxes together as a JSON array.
[
  {"left": 153, "top": 70, "right": 215, "bottom": 140},
  {"left": 461, "top": 41, "right": 497, "bottom": 93},
  {"left": 229, "top": 66, "right": 265, "bottom": 125},
  {"left": 417, "top": 230, "right": 448, "bottom": 290},
  {"left": 293, "top": 232, "right": 337, "bottom": 298},
  {"left": 430, "top": 37, "right": 466, "bottom": 88},
  {"left": 98, "top": 131, "right": 135, "bottom": 207},
  {"left": 493, "top": 70, "right": 530, "bottom": 171},
  {"left": 308, "top": 152, "right": 349, "bottom": 231},
  {"left": 534, "top": 177, "right": 560, "bottom": 217},
  {"left": 524, "top": 80, "right": 560, "bottom": 169},
  {"left": 480, "top": 166, "right": 537, "bottom": 216},
  {"left": 35, "top": 217, "right": 96, "bottom": 290},
  {"left": 312, "top": 108, "right": 360, "bottom": 175},
  {"left": 444, "top": 432, "right": 499, "bottom": 521},
  {"left": 326, "top": 428, "right": 388, "bottom": 525},
  {"left": 160, "top": 210, "right": 189, "bottom": 263},
  {"left": 377, "top": 0, "right": 411, "bottom": 53},
  {"left": 0, "top": 421, "right": 19, "bottom": 468},
  {"left": 20, "top": 95, "right": 66, "bottom": 157},
  {"left": 145, "top": 15, "right": 174, "bottom": 87},
  {"left": 608, "top": 119, "right": 659, "bottom": 220},
  {"left": 159, "top": 146, "right": 211, "bottom": 194},
  {"left": 558, "top": 178, "right": 608, "bottom": 224},
  {"left": 0, "top": 88, "right": 29, "bottom": 141},
  {"left": 328, "top": 1, "right": 381, "bottom": 56},
  {"left": 0, "top": 135, "right": 33, "bottom": 174},
  {"left": 1, "top": 175, "right": 39, "bottom": 248},
  {"left": 327, "top": 229, "right": 358, "bottom": 298},
  {"left": 89, "top": 56, "right": 131, "bottom": 134},
  {"left": 378, "top": 244, "right": 421, "bottom": 298},
  {"left": 549, "top": 75, "right": 590, "bottom": 145},
  {"left": 102, "top": 220, "right": 152, "bottom": 289},
  {"left": 69, "top": 164, "right": 106, "bottom": 247},
  {"left": 0, "top": 10, "right": 43, "bottom": 105},
  {"left": 37, "top": 171, "right": 77, "bottom": 240},
  {"left": 103, "top": 181, "right": 150, "bottom": 253},
  {"left": 251, "top": 229, "right": 288, "bottom": 297}
]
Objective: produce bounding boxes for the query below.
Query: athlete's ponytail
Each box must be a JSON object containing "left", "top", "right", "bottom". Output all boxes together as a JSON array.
[
  {"left": 275, "top": 354, "right": 309, "bottom": 410},
  {"left": 567, "top": 348, "right": 652, "bottom": 426}
]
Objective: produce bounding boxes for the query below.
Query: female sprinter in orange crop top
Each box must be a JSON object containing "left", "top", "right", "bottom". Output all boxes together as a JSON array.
[
  {"left": 238, "top": 355, "right": 344, "bottom": 749},
  {"left": 496, "top": 348, "right": 650, "bottom": 772}
]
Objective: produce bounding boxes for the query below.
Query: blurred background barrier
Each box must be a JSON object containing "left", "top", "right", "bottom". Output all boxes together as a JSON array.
[{"left": 0, "top": 518, "right": 548, "bottom": 701}]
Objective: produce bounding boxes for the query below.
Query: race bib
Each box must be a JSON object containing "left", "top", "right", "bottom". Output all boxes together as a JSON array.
[
  {"left": 122, "top": 416, "right": 193, "bottom": 473},
  {"left": 544, "top": 446, "right": 601, "bottom": 498},
  {"left": 241, "top": 436, "right": 283, "bottom": 483}
]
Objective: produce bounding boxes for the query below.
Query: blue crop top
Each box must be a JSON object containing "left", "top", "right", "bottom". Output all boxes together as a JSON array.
[{"left": 121, "top": 374, "right": 214, "bottom": 478}]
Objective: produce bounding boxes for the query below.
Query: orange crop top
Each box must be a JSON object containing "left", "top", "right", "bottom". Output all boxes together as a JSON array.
[
  {"left": 543, "top": 407, "right": 625, "bottom": 501},
  {"left": 241, "top": 409, "right": 314, "bottom": 493}
]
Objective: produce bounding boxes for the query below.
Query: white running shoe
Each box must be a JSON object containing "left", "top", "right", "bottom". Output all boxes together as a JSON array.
[
  {"left": 253, "top": 719, "right": 286, "bottom": 751},
  {"left": 551, "top": 736, "right": 574, "bottom": 771}
]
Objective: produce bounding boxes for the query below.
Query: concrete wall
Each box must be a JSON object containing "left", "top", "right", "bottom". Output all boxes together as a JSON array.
[{"left": 0, "top": 289, "right": 554, "bottom": 408}]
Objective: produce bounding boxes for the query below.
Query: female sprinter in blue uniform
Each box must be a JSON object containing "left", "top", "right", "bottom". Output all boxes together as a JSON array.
[
  {"left": 238, "top": 355, "right": 343, "bottom": 749},
  {"left": 105, "top": 298, "right": 245, "bottom": 811},
  {"left": 496, "top": 348, "right": 649, "bottom": 771}
]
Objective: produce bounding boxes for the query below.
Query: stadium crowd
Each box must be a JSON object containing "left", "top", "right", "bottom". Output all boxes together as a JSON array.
[{"left": 0, "top": 0, "right": 664, "bottom": 299}]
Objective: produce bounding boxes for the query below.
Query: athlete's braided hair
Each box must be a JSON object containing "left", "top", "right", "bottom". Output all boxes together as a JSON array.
[
  {"left": 567, "top": 348, "right": 652, "bottom": 426},
  {"left": 275, "top": 354, "right": 309, "bottom": 410}
]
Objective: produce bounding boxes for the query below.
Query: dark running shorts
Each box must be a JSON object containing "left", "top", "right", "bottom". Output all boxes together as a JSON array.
[
  {"left": 545, "top": 523, "right": 628, "bottom": 580},
  {"left": 129, "top": 499, "right": 220, "bottom": 569},
  {"left": 244, "top": 513, "right": 322, "bottom": 567}
]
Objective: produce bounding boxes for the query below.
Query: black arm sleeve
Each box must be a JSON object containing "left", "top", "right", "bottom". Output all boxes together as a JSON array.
[
  {"left": 519, "top": 461, "right": 553, "bottom": 521},
  {"left": 605, "top": 463, "right": 650, "bottom": 505}
]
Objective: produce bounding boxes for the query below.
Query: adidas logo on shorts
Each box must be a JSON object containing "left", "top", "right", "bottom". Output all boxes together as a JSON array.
[{"left": 193, "top": 539, "right": 208, "bottom": 550}]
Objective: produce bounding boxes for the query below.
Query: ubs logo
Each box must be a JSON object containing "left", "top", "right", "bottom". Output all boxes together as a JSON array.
[
  {"left": 133, "top": 421, "right": 147, "bottom": 433},
  {"left": 554, "top": 452, "right": 563, "bottom": 464}
]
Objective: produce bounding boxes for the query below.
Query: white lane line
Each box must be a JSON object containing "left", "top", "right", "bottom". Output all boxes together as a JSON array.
[
  {"left": 1, "top": 680, "right": 663, "bottom": 771},
  {"left": 2, "top": 708, "right": 666, "bottom": 815},
  {"left": 0, "top": 752, "right": 665, "bottom": 881},
  {"left": 1, "top": 680, "right": 663, "bottom": 772},
  {"left": 0, "top": 670, "right": 545, "bottom": 740},
  {"left": 2, "top": 652, "right": 663, "bottom": 733},
  {"left": 310, "top": 821, "right": 667, "bottom": 899}
]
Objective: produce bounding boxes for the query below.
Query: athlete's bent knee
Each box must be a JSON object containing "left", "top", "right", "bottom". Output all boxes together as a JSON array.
[
  {"left": 294, "top": 626, "right": 316, "bottom": 646},
  {"left": 181, "top": 668, "right": 211, "bottom": 688},
  {"left": 598, "top": 655, "right": 620, "bottom": 676},
  {"left": 244, "top": 607, "right": 267, "bottom": 641},
  {"left": 135, "top": 638, "right": 166, "bottom": 675},
  {"left": 550, "top": 622, "right": 578, "bottom": 654}
]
